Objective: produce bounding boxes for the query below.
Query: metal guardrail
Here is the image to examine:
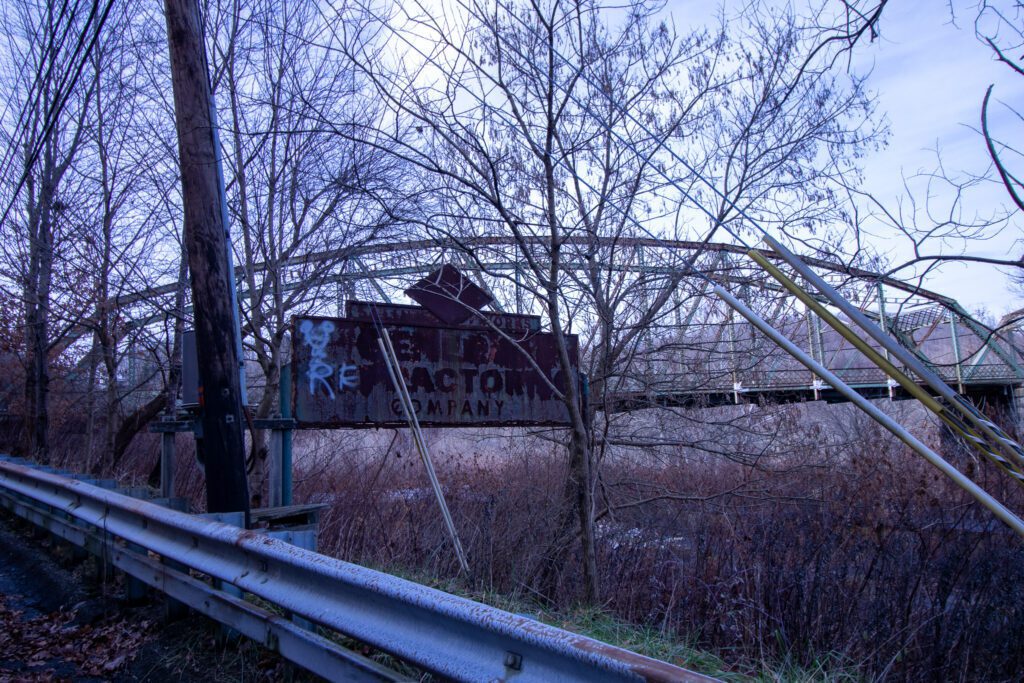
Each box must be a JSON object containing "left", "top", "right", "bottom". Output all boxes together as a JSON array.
[{"left": 0, "top": 457, "right": 712, "bottom": 683}]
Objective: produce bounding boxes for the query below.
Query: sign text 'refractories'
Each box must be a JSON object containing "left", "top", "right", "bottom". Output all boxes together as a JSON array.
[{"left": 292, "top": 316, "right": 577, "bottom": 428}]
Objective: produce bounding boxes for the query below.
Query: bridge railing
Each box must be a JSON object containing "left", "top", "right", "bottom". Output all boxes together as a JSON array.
[
  {"left": 0, "top": 457, "right": 711, "bottom": 683},
  {"left": 615, "top": 364, "right": 1021, "bottom": 398}
]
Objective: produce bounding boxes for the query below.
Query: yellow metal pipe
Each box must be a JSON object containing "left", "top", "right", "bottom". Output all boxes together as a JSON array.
[
  {"left": 747, "top": 249, "right": 1024, "bottom": 480},
  {"left": 748, "top": 250, "right": 938, "bottom": 406},
  {"left": 716, "top": 284, "right": 1024, "bottom": 540}
]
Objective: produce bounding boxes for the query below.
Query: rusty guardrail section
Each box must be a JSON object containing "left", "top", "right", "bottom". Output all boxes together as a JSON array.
[{"left": 0, "top": 457, "right": 713, "bottom": 683}]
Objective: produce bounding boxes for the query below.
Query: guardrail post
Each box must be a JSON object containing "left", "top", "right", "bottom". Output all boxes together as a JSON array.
[
  {"left": 267, "top": 528, "right": 317, "bottom": 631},
  {"left": 290, "top": 532, "right": 315, "bottom": 633},
  {"left": 162, "top": 555, "right": 191, "bottom": 622},
  {"left": 90, "top": 534, "right": 116, "bottom": 587}
]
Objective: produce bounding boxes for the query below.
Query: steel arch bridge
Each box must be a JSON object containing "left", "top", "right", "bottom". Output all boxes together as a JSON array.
[{"left": 114, "top": 236, "right": 1024, "bottom": 416}]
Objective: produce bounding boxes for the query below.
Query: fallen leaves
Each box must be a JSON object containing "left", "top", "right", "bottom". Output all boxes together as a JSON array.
[{"left": 0, "top": 594, "right": 155, "bottom": 681}]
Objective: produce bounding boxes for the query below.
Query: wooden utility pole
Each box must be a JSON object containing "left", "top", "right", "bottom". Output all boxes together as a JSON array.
[{"left": 164, "top": 0, "right": 250, "bottom": 516}]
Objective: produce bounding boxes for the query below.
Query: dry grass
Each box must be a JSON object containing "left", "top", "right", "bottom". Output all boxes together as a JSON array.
[{"left": 40, "top": 399, "right": 1024, "bottom": 681}]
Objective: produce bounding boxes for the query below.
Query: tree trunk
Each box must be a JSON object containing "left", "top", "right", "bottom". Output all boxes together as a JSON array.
[
  {"left": 102, "top": 344, "right": 119, "bottom": 459},
  {"left": 108, "top": 393, "right": 168, "bottom": 474},
  {"left": 23, "top": 156, "right": 55, "bottom": 463},
  {"left": 84, "top": 336, "right": 100, "bottom": 470}
]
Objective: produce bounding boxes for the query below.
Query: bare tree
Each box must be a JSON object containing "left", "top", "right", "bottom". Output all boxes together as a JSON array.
[
  {"left": 206, "top": 0, "right": 406, "bottom": 500},
  {"left": 976, "top": 2, "right": 1024, "bottom": 216},
  {"left": 59, "top": 2, "right": 179, "bottom": 471},
  {"left": 0, "top": 0, "right": 102, "bottom": 460},
  {"left": 336, "top": 0, "right": 891, "bottom": 602},
  {"left": 832, "top": 1, "right": 1024, "bottom": 317}
]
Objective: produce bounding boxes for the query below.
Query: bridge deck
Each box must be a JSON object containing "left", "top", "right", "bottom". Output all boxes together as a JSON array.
[{"left": 608, "top": 380, "right": 1020, "bottom": 412}]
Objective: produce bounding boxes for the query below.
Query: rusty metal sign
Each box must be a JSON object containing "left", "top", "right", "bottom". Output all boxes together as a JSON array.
[
  {"left": 405, "top": 265, "right": 493, "bottom": 325},
  {"left": 291, "top": 311, "right": 576, "bottom": 428},
  {"left": 345, "top": 301, "right": 541, "bottom": 334}
]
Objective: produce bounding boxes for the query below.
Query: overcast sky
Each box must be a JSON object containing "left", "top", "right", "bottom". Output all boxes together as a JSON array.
[
  {"left": 666, "top": 1, "right": 1024, "bottom": 316},
  {"left": 849, "top": 1, "right": 1024, "bottom": 316}
]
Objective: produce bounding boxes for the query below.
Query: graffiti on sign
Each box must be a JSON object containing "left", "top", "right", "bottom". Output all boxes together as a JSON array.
[
  {"left": 298, "top": 319, "right": 337, "bottom": 398},
  {"left": 291, "top": 312, "right": 576, "bottom": 428}
]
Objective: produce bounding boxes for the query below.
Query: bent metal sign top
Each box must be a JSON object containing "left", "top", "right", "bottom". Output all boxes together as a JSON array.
[{"left": 291, "top": 308, "right": 577, "bottom": 428}]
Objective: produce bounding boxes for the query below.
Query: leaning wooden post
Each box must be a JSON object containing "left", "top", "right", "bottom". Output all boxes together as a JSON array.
[{"left": 164, "top": 0, "right": 250, "bottom": 518}]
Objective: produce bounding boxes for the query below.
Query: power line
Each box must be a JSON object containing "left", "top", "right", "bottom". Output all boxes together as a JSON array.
[
  {"left": 0, "top": 0, "right": 82, "bottom": 187},
  {"left": 0, "top": 0, "right": 116, "bottom": 232}
]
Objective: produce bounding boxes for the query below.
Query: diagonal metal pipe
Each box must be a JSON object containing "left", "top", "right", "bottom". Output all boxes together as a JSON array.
[
  {"left": 758, "top": 233, "right": 1024, "bottom": 474},
  {"left": 714, "top": 285, "right": 1024, "bottom": 540},
  {"left": 748, "top": 249, "right": 1024, "bottom": 482}
]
